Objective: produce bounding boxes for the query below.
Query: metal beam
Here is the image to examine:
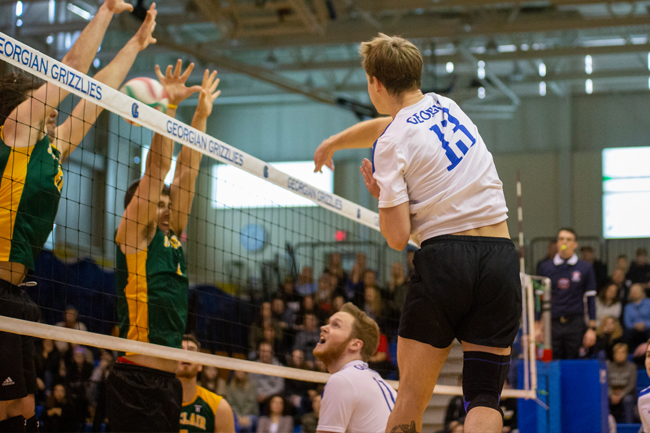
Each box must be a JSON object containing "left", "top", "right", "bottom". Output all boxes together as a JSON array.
[
  {"left": 459, "top": 45, "right": 520, "bottom": 106},
  {"left": 287, "top": 0, "right": 325, "bottom": 34},
  {"left": 154, "top": 36, "right": 338, "bottom": 105}
]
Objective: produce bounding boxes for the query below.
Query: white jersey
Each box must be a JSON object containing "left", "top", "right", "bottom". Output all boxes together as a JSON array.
[
  {"left": 639, "top": 385, "right": 650, "bottom": 432},
  {"left": 318, "top": 360, "right": 396, "bottom": 433},
  {"left": 372, "top": 92, "right": 508, "bottom": 246}
]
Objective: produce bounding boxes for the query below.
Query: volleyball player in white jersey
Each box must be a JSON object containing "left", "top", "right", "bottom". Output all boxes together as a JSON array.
[
  {"left": 314, "top": 34, "right": 521, "bottom": 433},
  {"left": 313, "top": 303, "right": 396, "bottom": 433},
  {"left": 639, "top": 341, "right": 650, "bottom": 432}
]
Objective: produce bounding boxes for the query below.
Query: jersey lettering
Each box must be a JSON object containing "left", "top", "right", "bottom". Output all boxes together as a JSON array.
[
  {"left": 179, "top": 412, "right": 207, "bottom": 430},
  {"left": 429, "top": 107, "right": 476, "bottom": 171}
]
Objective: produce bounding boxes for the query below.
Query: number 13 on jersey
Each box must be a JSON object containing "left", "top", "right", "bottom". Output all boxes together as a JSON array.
[{"left": 429, "top": 107, "right": 476, "bottom": 171}]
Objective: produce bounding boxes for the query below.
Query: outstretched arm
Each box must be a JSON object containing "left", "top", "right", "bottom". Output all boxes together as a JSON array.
[
  {"left": 313, "top": 116, "right": 392, "bottom": 173},
  {"left": 116, "top": 60, "right": 201, "bottom": 252},
  {"left": 56, "top": 4, "right": 158, "bottom": 161},
  {"left": 169, "top": 69, "right": 221, "bottom": 236},
  {"left": 3, "top": 0, "right": 134, "bottom": 148}
]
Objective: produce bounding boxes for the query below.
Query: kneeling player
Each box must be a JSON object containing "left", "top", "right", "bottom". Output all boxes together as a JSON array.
[
  {"left": 177, "top": 335, "right": 235, "bottom": 433},
  {"left": 313, "top": 303, "right": 396, "bottom": 433}
]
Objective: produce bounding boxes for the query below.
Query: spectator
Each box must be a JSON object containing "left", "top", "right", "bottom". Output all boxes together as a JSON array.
[
  {"left": 251, "top": 342, "right": 285, "bottom": 405},
  {"left": 368, "top": 332, "right": 394, "bottom": 379},
  {"left": 271, "top": 297, "right": 289, "bottom": 331},
  {"left": 301, "top": 395, "right": 321, "bottom": 433},
  {"left": 618, "top": 254, "right": 630, "bottom": 273},
  {"left": 264, "top": 324, "right": 287, "bottom": 364},
  {"left": 347, "top": 253, "right": 367, "bottom": 300},
  {"left": 34, "top": 339, "right": 61, "bottom": 399},
  {"left": 596, "top": 283, "right": 622, "bottom": 326},
  {"left": 331, "top": 295, "right": 345, "bottom": 316},
  {"left": 328, "top": 252, "right": 349, "bottom": 295},
  {"left": 227, "top": 370, "right": 259, "bottom": 433},
  {"left": 297, "top": 266, "right": 316, "bottom": 296},
  {"left": 612, "top": 268, "right": 632, "bottom": 304},
  {"left": 257, "top": 395, "right": 293, "bottom": 433},
  {"left": 65, "top": 346, "right": 92, "bottom": 427},
  {"left": 536, "top": 240, "right": 558, "bottom": 275},
  {"left": 591, "top": 315, "right": 624, "bottom": 361},
  {"left": 55, "top": 307, "right": 88, "bottom": 353},
  {"left": 623, "top": 284, "right": 650, "bottom": 351},
  {"left": 294, "top": 313, "right": 320, "bottom": 364},
  {"left": 200, "top": 365, "right": 228, "bottom": 397},
  {"left": 279, "top": 277, "right": 301, "bottom": 313},
  {"left": 628, "top": 248, "right": 650, "bottom": 290},
  {"left": 537, "top": 228, "right": 597, "bottom": 359},
  {"left": 316, "top": 273, "right": 333, "bottom": 317},
  {"left": 250, "top": 302, "right": 282, "bottom": 352},
  {"left": 285, "top": 349, "right": 313, "bottom": 417},
  {"left": 363, "top": 285, "right": 382, "bottom": 322},
  {"left": 89, "top": 350, "right": 113, "bottom": 432},
  {"left": 387, "top": 261, "right": 408, "bottom": 314},
  {"left": 608, "top": 343, "right": 637, "bottom": 423},
  {"left": 581, "top": 246, "right": 608, "bottom": 290},
  {"left": 295, "top": 295, "right": 322, "bottom": 329},
  {"left": 40, "top": 384, "right": 78, "bottom": 433}
]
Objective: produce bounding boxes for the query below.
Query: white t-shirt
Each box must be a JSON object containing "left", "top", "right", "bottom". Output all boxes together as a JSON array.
[
  {"left": 639, "top": 385, "right": 650, "bottom": 432},
  {"left": 372, "top": 92, "right": 508, "bottom": 245},
  {"left": 318, "top": 360, "right": 396, "bottom": 433}
]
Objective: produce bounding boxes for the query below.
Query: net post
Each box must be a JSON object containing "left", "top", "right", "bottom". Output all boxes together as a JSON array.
[
  {"left": 527, "top": 274, "right": 537, "bottom": 396},
  {"left": 542, "top": 276, "right": 552, "bottom": 359},
  {"left": 521, "top": 273, "right": 530, "bottom": 393}
]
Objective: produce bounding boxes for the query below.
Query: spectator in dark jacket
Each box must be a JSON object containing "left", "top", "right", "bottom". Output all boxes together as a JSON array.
[
  {"left": 41, "top": 384, "right": 79, "bottom": 433},
  {"left": 623, "top": 284, "right": 650, "bottom": 351},
  {"left": 628, "top": 248, "right": 650, "bottom": 291}
]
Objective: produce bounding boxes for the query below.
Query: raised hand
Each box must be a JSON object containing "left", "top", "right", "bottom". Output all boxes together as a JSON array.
[
  {"left": 102, "top": 0, "right": 134, "bottom": 14},
  {"left": 155, "top": 59, "right": 202, "bottom": 106},
  {"left": 360, "top": 158, "right": 380, "bottom": 199},
  {"left": 132, "top": 3, "right": 157, "bottom": 51},
  {"left": 195, "top": 69, "right": 221, "bottom": 119}
]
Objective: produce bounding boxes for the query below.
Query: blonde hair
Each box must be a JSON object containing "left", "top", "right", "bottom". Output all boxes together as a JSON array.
[
  {"left": 339, "top": 302, "right": 380, "bottom": 362},
  {"left": 596, "top": 315, "right": 623, "bottom": 340},
  {"left": 359, "top": 33, "right": 422, "bottom": 96}
]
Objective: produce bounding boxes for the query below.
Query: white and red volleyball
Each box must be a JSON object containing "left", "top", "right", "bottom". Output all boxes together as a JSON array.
[{"left": 120, "top": 77, "right": 169, "bottom": 125}]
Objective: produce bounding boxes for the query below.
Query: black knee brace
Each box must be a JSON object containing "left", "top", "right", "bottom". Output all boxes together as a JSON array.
[
  {"left": 0, "top": 415, "right": 25, "bottom": 433},
  {"left": 462, "top": 351, "right": 510, "bottom": 416},
  {"left": 24, "top": 416, "right": 38, "bottom": 433}
]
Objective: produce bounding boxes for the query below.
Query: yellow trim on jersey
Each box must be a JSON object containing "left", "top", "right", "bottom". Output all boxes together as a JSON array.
[
  {"left": 125, "top": 249, "right": 149, "bottom": 343},
  {"left": 183, "top": 385, "right": 222, "bottom": 415},
  {"left": 0, "top": 143, "right": 36, "bottom": 260}
]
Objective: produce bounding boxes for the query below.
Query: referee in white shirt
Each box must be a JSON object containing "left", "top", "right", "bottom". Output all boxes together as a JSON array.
[
  {"left": 313, "top": 303, "right": 396, "bottom": 433},
  {"left": 314, "top": 34, "right": 521, "bottom": 433}
]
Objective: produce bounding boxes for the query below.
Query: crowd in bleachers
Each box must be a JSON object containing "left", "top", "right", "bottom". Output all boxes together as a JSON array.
[{"left": 27, "top": 251, "right": 413, "bottom": 432}]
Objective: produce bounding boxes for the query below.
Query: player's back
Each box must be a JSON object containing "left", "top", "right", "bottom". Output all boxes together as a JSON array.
[
  {"left": 319, "top": 360, "right": 396, "bottom": 433},
  {"left": 373, "top": 92, "right": 507, "bottom": 245}
]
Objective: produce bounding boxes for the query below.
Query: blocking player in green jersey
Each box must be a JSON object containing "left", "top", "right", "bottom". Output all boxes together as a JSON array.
[
  {"left": 109, "top": 62, "right": 221, "bottom": 432},
  {"left": 177, "top": 335, "right": 235, "bottom": 433},
  {"left": 0, "top": 2, "right": 157, "bottom": 430}
]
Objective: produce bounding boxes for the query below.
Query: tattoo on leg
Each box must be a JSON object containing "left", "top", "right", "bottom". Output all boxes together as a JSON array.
[{"left": 390, "top": 421, "right": 418, "bottom": 433}]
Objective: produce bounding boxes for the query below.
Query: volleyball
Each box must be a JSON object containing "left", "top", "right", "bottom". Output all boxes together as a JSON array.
[{"left": 120, "top": 77, "right": 169, "bottom": 125}]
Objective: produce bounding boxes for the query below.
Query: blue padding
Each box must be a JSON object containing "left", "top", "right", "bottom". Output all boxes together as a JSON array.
[
  {"left": 389, "top": 338, "right": 398, "bottom": 367},
  {"left": 560, "top": 360, "right": 608, "bottom": 433},
  {"left": 638, "top": 369, "right": 650, "bottom": 394},
  {"left": 616, "top": 424, "right": 642, "bottom": 433},
  {"left": 35, "top": 405, "right": 43, "bottom": 419}
]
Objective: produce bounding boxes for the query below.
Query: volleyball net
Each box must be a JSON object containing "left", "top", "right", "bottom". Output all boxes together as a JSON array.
[{"left": 0, "top": 31, "right": 538, "bottom": 408}]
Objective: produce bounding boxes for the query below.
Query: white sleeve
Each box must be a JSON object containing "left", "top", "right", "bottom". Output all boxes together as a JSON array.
[
  {"left": 317, "top": 374, "right": 358, "bottom": 433},
  {"left": 373, "top": 138, "right": 409, "bottom": 209}
]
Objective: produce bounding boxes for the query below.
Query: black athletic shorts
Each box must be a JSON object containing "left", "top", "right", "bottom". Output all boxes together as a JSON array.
[
  {"left": 106, "top": 361, "right": 182, "bottom": 432},
  {"left": 399, "top": 235, "right": 522, "bottom": 349},
  {"left": 0, "top": 279, "right": 40, "bottom": 401}
]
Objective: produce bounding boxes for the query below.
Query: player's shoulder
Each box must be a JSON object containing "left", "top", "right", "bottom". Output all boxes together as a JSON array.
[{"left": 196, "top": 386, "right": 223, "bottom": 413}]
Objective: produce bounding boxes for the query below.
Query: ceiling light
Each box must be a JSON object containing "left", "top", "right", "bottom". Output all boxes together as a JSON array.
[
  {"left": 46, "top": 35, "right": 54, "bottom": 44},
  {"left": 446, "top": 62, "right": 454, "bottom": 74},
  {"left": 48, "top": 0, "right": 55, "bottom": 23},
  {"left": 477, "top": 61, "right": 485, "bottom": 79},
  {"left": 478, "top": 87, "right": 486, "bottom": 99},
  {"left": 585, "top": 55, "right": 592, "bottom": 75},
  {"left": 67, "top": 3, "right": 92, "bottom": 20},
  {"left": 15, "top": 1, "right": 23, "bottom": 17},
  {"left": 16, "top": 19, "right": 22, "bottom": 26},
  {"left": 538, "top": 62, "right": 546, "bottom": 77},
  {"left": 585, "top": 79, "right": 593, "bottom": 94},
  {"left": 539, "top": 82, "right": 546, "bottom": 96},
  {"left": 93, "top": 58, "right": 100, "bottom": 68}
]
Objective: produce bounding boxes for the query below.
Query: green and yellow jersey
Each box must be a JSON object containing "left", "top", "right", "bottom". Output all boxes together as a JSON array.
[
  {"left": 0, "top": 127, "right": 63, "bottom": 270},
  {"left": 180, "top": 386, "right": 223, "bottom": 433},
  {"left": 115, "top": 227, "right": 188, "bottom": 348}
]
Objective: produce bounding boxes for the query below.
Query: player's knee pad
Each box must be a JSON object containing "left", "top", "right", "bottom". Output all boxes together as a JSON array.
[
  {"left": 462, "top": 351, "right": 510, "bottom": 416},
  {"left": 0, "top": 415, "right": 25, "bottom": 433}
]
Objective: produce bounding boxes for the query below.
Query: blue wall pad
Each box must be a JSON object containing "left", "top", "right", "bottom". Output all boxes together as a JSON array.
[{"left": 560, "top": 360, "right": 609, "bottom": 433}]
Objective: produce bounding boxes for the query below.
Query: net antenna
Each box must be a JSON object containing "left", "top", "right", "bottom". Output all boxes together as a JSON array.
[{"left": 0, "top": 33, "right": 537, "bottom": 401}]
